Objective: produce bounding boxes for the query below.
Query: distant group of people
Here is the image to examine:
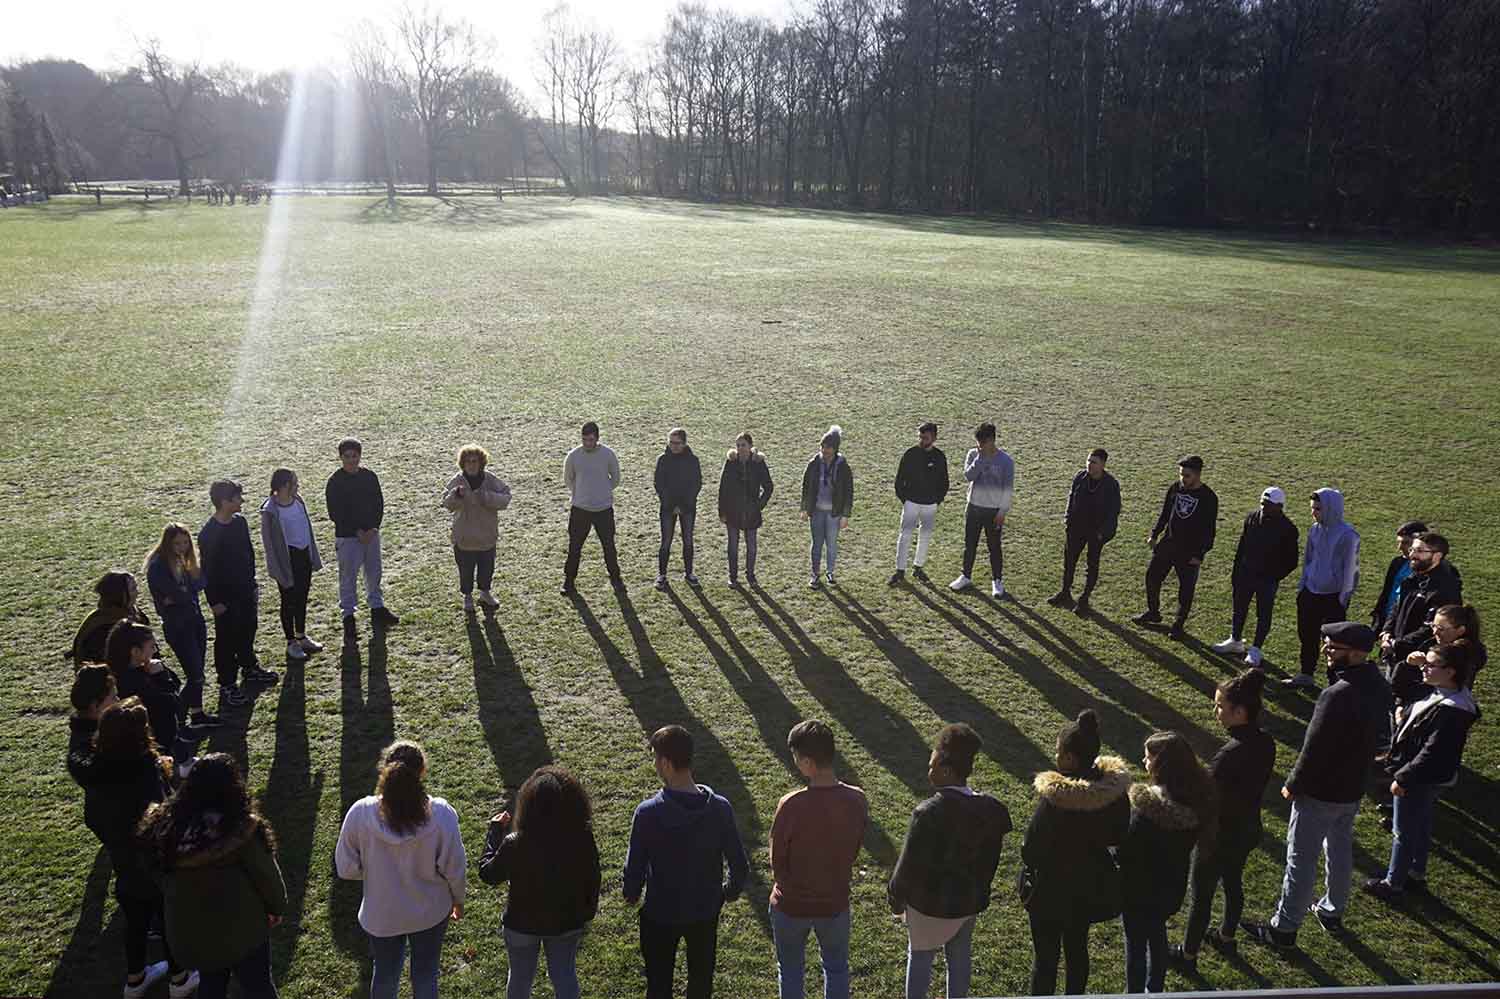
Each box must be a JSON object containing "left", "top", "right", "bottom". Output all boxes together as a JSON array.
[
  {"left": 62, "top": 421, "right": 1486, "bottom": 997},
  {"left": 197, "top": 184, "right": 271, "bottom": 206}
]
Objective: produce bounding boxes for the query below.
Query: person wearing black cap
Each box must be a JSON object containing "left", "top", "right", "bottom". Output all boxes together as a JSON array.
[
  {"left": 1047, "top": 448, "right": 1121, "bottom": 615},
  {"left": 1212, "top": 486, "right": 1300, "bottom": 668},
  {"left": 1244, "top": 621, "right": 1389, "bottom": 948},
  {"left": 1133, "top": 456, "right": 1218, "bottom": 640},
  {"left": 1367, "top": 521, "right": 1427, "bottom": 630},
  {"left": 890, "top": 423, "right": 949, "bottom": 586}
]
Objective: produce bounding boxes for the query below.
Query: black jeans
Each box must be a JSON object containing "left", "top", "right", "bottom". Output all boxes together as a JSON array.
[
  {"left": 659, "top": 506, "right": 696, "bottom": 575},
  {"left": 120, "top": 893, "right": 179, "bottom": 976},
  {"left": 962, "top": 504, "right": 1004, "bottom": 580},
  {"left": 565, "top": 506, "right": 622, "bottom": 585},
  {"left": 1061, "top": 530, "right": 1106, "bottom": 595},
  {"left": 1297, "top": 588, "right": 1347, "bottom": 675},
  {"left": 278, "top": 546, "right": 313, "bottom": 639},
  {"left": 1027, "top": 912, "right": 1091, "bottom": 995},
  {"left": 212, "top": 588, "right": 258, "bottom": 687},
  {"left": 161, "top": 610, "right": 207, "bottom": 713},
  {"left": 1183, "top": 836, "right": 1253, "bottom": 953},
  {"left": 1121, "top": 909, "right": 1168, "bottom": 993},
  {"left": 1145, "top": 544, "right": 1200, "bottom": 623},
  {"left": 1231, "top": 574, "right": 1280, "bottom": 647},
  {"left": 199, "top": 937, "right": 277, "bottom": 999},
  {"left": 726, "top": 526, "right": 758, "bottom": 579},
  {"left": 454, "top": 546, "right": 496, "bottom": 593},
  {"left": 640, "top": 911, "right": 718, "bottom": 999}
]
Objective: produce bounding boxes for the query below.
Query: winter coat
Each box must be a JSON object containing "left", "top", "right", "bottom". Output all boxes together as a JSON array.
[
  {"left": 114, "top": 664, "right": 185, "bottom": 755},
  {"left": 1369, "top": 555, "right": 1410, "bottom": 630},
  {"left": 1209, "top": 724, "right": 1276, "bottom": 853},
  {"left": 142, "top": 811, "right": 288, "bottom": 972},
  {"left": 479, "top": 820, "right": 602, "bottom": 937},
  {"left": 1386, "top": 688, "right": 1481, "bottom": 789},
  {"left": 1119, "top": 784, "right": 1203, "bottom": 918},
  {"left": 259, "top": 495, "right": 324, "bottom": 589},
  {"left": 799, "top": 454, "right": 854, "bottom": 519},
  {"left": 887, "top": 787, "right": 1011, "bottom": 919},
  {"left": 1231, "top": 508, "right": 1300, "bottom": 583},
  {"left": 1064, "top": 470, "right": 1121, "bottom": 541},
  {"left": 718, "top": 451, "right": 774, "bottom": 531},
  {"left": 441, "top": 471, "right": 513, "bottom": 551},
  {"left": 82, "top": 750, "right": 172, "bottom": 899},
  {"left": 654, "top": 447, "right": 703, "bottom": 511},
  {"left": 70, "top": 603, "right": 150, "bottom": 666},
  {"left": 1285, "top": 661, "right": 1390, "bottom": 803},
  {"left": 895, "top": 446, "right": 950, "bottom": 507},
  {"left": 1019, "top": 756, "right": 1132, "bottom": 924},
  {"left": 1383, "top": 560, "right": 1463, "bottom": 663}
]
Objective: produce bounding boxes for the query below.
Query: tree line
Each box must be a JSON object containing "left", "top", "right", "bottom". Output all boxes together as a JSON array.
[{"left": 3, "top": 0, "right": 1496, "bottom": 232}]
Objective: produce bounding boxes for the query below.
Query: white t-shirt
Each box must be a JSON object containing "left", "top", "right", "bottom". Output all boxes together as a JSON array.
[{"left": 276, "top": 498, "right": 313, "bottom": 551}]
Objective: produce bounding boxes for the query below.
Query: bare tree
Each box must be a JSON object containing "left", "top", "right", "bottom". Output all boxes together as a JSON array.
[
  {"left": 394, "top": 3, "right": 484, "bottom": 195},
  {"left": 349, "top": 19, "right": 401, "bottom": 204},
  {"left": 123, "top": 41, "right": 218, "bottom": 196}
]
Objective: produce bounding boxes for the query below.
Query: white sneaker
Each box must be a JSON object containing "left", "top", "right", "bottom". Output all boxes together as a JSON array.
[
  {"left": 1244, "top": 646, "right": 1263, "bottom": 667},
  {"left": 1282, "top": 673, "right": 1318, "bottom": 689},
  {"left": 1213, "top": 637, "right": 1247, "bottom": 655},
  {"left": 991, "top": 579, "right": 1006, "bottom": 599},
  {"left": 286, "top": 639, "right": 307, "bottom": 661},
  {"left": 124, "top": 961, "right": 169, "bottom": 999},
  {"left": 463, "top": 593, "right": 475, "bottom": 613},
  {"left": 298, "top": 635, "right": 323, "bottom": 653},
  {"left": 169, "top": 969, "right": 201, "bottom": 998},
  {"left": 477, "top": 590, "right": 499, "bottom": 609},
  {"left": 949, "top": 574, "right": 972, "bottom": 591}
]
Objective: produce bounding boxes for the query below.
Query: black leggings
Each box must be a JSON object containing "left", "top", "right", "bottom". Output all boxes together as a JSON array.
[
  {"left": 278, "top": 546, "right": 313, "bottom": 639},
  {"left": 1028, "top": 912, "right": 1091, "bottom": 995},
  {"left": 1183, "top": 837, "right": 1253, "bottom": 953},
  {"left": 120, "top": 893, "right": 179, "bottom": 976}
]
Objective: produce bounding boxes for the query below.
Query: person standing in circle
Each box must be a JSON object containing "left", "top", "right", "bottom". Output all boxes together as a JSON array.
[
  {"left": 719, "top": 432, "right": 773, "bottom": 588},
  {"left": 950, "top": 422, "right": 1014, "bottom": 600},
  {"left": 326, "top": 439, "right": 398, "bottom": 634},
  {"left": 800, "top": 425, "right": 853, "bottom": 589},
  {"left": 442, "top": 445, "right": 513, "bottom": 614},
  {"left": 890, "top": 422, "right": 949, "bottom": 587},
  {"left": 260, "top": 468, "right": 324, "bottom": 662}
]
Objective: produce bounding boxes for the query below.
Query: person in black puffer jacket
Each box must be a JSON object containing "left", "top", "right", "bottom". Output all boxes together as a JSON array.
[
  {"left": 1119, "top": 732, "right": 1217, "bottom": 993},
  {"left": 1175, "top": 670, "right": 1275, "bottom": 966},
  {"left": 1380, "top": 533, "right": 1462, "bottom": 706},
  {"left": 480, "top": 765, "right": 602, "bottom": 999},
  {"left": 1020, "top": 710, "right": 1131, "bottom": 996},
  {"left": 654, "top": 428, "right": 703, "bottom": 588},
  {"left": 106, "top": 620, "right": 199, "bottom": 763},
  {"left": 718, "top": 432, "right": 774, "bottom": 586}
]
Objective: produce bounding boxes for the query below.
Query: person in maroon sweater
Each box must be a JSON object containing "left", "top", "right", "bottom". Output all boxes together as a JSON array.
[{"left": 769, "top": 720, "right": 868, "bottom": 999}]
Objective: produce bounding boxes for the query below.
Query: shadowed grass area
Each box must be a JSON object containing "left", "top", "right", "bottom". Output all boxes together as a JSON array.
[{"left": 3, "top": 195, "right": 1498, "bottom": 997}]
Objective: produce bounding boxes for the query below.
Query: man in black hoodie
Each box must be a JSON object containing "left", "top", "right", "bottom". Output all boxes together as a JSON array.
[
  {"left": 1133, "top": 456, "right": 1219, "bottom": 640},
  {"left": 890, "top": 422, "right": 949, "bottom": 585},
  {"left": 1244, "top": 622, "right": 1389, "bottom": 948},
  {"left": 1048, "top": 448, "right": 1121, "bottom": 615},
  {"left": 654, "top": 428, "right": 703, "bottom": 590},
  {"left": 1212, "top": 487, "right": 1300, "bottom": 668},
  {"left": 1380, "top": 532, "right": 1463, "bottom": 707}
]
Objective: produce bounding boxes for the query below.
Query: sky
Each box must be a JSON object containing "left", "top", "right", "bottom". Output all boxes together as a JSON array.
[{"left": 5, "top": 0, "right": 796, "bottom": 86}]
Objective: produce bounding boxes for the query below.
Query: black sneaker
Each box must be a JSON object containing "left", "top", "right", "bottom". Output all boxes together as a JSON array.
[
  {"left": 1380, "top": 814, "right": 1394, "bottom": 833},
  {"left": 179, "top": 723, "right": 216, "bottom": 742},
  {"left": 746, "top": 572, "right": 758, "bottom": 586},
  {"left": 343, "top": 614, "right": 357, "bottom": 635},
  {"left": 1074, "top": 594, "right": 1092, "bottom": 616},
  {"left": 611, "top": 578, "right": 628, "bottom": 594},
  {"left": 1204, "top": 928, "right": 1237, "bottom": 953},
  {"left": 219, "top": 684, "right": 248, "bottom": 707},
  {"left": 888, "top": 570, "right": 906, "bottom": 586},
  {"left": 1167, "top": 944, "right": 1197, "bottom": 969},
  {"left": 1377, "top": 802, "right": 1395, "bottom": 816},
  {"left": 559, "top": 581, "right": 576, "bottom": 596},
  {"left": 1404, "top": 877, "right": 1428, "bottom": 897},
  {"left": 911, "top": 566, "right": 929, "bottom": 582},
  {"left": 728, "top": 576, "right": 740, "bottom": 588},
  {"left": 1132, "top": 610, "right": 1163, "bottom": 626},
  {"left": 809, "top": 576, "right": 821, "bottom": 589},
  {"left": 244, "top": 666, "right": 280, "bottom": 686},
  {"left": 1168, "top": 621, "right": 1187, "bottom": 641},
  {"left": 1241, "top": 921, "right": 1297, "bottom": 950},
  {"left": 1362, "top": 878, "right": 1402, "bottom": 902},
  {"left": 372, "top": 607, "right": 400, "bottom": 627},
  {"left": 685, "top": 573, "right": 700, "bottom": 586},
  {"left": 1309, "top": 906, "right": 1344, "bottom": 933},
  {"left": 189, "top": 711, "right": 223, "bottom": 728},
  {"left": 1046, "top": 590, "right": 1075, "bottom": 609}
]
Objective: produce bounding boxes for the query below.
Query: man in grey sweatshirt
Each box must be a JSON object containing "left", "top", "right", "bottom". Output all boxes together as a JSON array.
[
  {"left": 562, "top": 421, "right": 625, "bottom": 594},
  {"left": 951, "top": 422, "right": 1015, "bottom": 599}
]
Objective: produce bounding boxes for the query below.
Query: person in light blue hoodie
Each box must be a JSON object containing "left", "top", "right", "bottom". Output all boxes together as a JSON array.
[{"left": 1286, "top": 488, "right": 1360, "bottom": 689}]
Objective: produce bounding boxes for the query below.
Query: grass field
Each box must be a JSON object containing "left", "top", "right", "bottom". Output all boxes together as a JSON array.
[{"left": 3, "top": 194, "right": 1499, "bottom": 999}]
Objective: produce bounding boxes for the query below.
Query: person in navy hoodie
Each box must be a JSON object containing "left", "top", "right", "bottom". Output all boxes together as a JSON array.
[{"left": 623, "top": 725, "right": 750, "bottom": 999}]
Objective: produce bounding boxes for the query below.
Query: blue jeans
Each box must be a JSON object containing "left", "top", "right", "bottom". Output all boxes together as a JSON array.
[
  {"left": 504, "top": 925, "right": 585, "bottom": 999},
  {"left": 809, "top": 512, "right": 841, "bottom": 577},
  {"left": 161, "top": 610, "right": 207, "bottom": 712},
  {"left": 1387, "top": 783, "right": 1440, "bottom": 887},
  {"left": 905, "top": 915, "right": 974, "bottom": 999},
  {"left": 1120, "top": 910, "right": 1167, "bottom": 993},
  {"left": 369, "top": 917, "right": 448, "bottom": 999},
  {"left": 771, "top": 907, "right": 850, "bottom": 999},
  {"left": 1271, "top": 796, "right": 1360, "bottom": 932},
  {"left": 198, "top": 937, "right": 276, "bottom": 999}
]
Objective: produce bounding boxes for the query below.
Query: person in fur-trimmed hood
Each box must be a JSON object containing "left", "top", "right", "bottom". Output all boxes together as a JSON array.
[
  {"left": 1020, "top": 710, "right": 1131, "bottom": 996},
  {"left": 719, "top": 432, "right": 774, "bottom": 586},
  {"left": 138, "top": 753, "right": 287, "bottom": 998},
  {"left": 1119, "top": 732, "right": 1217, "bottom": 993}
]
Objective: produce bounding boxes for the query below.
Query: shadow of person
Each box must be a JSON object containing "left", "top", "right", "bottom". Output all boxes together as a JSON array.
[
  {"left": 329, "top": 627, "right": 394, "bottom": 972},
  {"left": 259, "top": 659, "right": 325, "bottom": 980},
  {"left": 43, "top": 847, "right": 121, "bottom": 996},
  {"left": 466, "top": 616, "right": 553, "bottom": 804}
]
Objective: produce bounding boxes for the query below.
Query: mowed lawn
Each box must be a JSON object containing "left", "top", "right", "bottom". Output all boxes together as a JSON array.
[{"left": 2, "top": 195, "right": 1498, "bottom": 999}]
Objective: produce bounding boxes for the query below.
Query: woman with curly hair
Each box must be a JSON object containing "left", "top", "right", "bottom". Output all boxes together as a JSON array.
[{"left": 137, "top": 753, "right": 287, "bottom": 999}]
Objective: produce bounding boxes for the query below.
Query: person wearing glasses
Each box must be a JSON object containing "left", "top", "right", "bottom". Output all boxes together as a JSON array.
[
  {"left": 1379, "top": 532, "right": 1463, "bottom": 715},
  {"left": 1243, "top": 622, "right": 1389, "bottom": 950}
]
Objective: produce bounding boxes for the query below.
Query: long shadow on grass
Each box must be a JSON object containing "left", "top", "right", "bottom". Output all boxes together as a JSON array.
[
  {"left": 329, "top": 627, "right": 395, "bottom": 987},
  {"left": 820, "top": 587, "right": 1051, "bottom": 784},
  {"left": 260, "top": 659, "right": 325, "bottom": 981},
  {"left": 571, "top": 592, "right": 773, "bottom": 939},
  {"left": 354, "top": 196, "right": 578, "bottom": 229},
  {"left": 466, "top": 615, "right": 552, "bottom": 804},
  {"left": 43, "top": 847, "right": 120, "bottom": 996},
  {"left": 670, "top": 584, "right": 899, "bottom": 865}
]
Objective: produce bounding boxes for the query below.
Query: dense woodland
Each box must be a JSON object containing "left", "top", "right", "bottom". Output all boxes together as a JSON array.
[{"left": 3, "top": 0, "right": 1497, "bottom": 231}]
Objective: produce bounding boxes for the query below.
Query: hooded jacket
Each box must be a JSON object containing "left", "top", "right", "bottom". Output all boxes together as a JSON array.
[
  {"left": 114, "top": 663, "right": 185, "bottom": 756},
  {"left": 1299, "top": 488, "right": 1360, "bottom": 604},
  {"left": 800, "top": 454, "right": 854, "bottom": 519},
  {"left": 78, "top": 744, "right": 171, "bottom": 899},
  {"left": 1231, "top": 507, "right": 1300, "bottom": 583},
  {"left": 335, "top": 795, "right": 468, "bottom": 938},
  {"left": 887, "top": 786, "right": 1011, "bottom": 919},
  {"left": 895, "top": 446, "right": 950, "bottom": 506},
  {"left": 1387, "top": 687, "right": 1480, "bottom": 788},
  {"left": 1120, "top": 784, "right": 1204, "bottom": 918},
  {"left": 1285, "top": 661, "right": 1390, "bottom": 803},
  {"left": 1065, "top": 470, "right": 1121, "bottom": 541},
  {"left": 259, "top": 495, "right": 325, "bottom": 589},
  {"left": 478, "top": 819, "right": 601, "bottom": 937},
  {"left": 654, "top": 446, "right": 703, "bottom": 511},
  {"left": 141, "top": 810, "right": 288, "bottom": 972},
  {"left": 1019, "top": 756, "right": 1132, "bottom": 923},
  {"left": 441, "top": 470, "right": 513, "bottom": 551},
  {"left": 719, "top": 450, "right": 774, "bottom": 530},
  {"left": 70, "top": 602, "right": 150, "bottom": 665},
  {"left": 1383, "top": 559, "right": 1464, "bottom": 662},
  {"left": 622, "top": 783, "right": 750, "bottom": 925}
]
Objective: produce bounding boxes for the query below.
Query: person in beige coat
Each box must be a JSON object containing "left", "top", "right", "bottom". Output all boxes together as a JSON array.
[{"left": 442, "top": 444, "right": 513, "bottom": 614}]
